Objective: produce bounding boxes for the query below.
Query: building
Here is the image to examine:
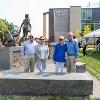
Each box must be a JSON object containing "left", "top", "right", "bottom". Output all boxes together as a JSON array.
[
  {"left": 43, "top": 12, "right": 49, "bottom": 40},
  {"left": 43, "top": 6, "right": 100, "bottom": 42}
]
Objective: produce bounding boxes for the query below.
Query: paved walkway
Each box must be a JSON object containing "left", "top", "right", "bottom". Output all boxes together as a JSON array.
[
  {"left": 0, "top": 59, "right": 100, "bottom": 98},
  {"left": 87, "top": 72, "right": 100, "bottom": 98}
]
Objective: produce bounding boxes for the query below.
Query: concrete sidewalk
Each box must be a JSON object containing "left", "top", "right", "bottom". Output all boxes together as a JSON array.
[{"left": 87, "top": 72, "right": 100, "bottom": 99}]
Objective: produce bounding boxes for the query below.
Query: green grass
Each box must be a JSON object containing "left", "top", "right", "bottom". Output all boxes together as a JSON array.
[{"left": 78, "top": 48, "right": 100, "bottom": 80}]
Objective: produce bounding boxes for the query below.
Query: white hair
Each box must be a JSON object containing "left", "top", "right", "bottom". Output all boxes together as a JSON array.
[{"left": 68, "top": 32, "right": 73, "bottom": 36}]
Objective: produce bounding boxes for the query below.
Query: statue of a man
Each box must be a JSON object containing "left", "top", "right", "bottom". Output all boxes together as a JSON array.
[{"left": 19, "top": 14, "right": 32, "bottom": 38}]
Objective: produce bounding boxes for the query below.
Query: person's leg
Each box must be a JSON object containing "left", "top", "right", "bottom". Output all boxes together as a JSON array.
[
  {"left": 70, "top": 56, "right": 76, "bottom": 72},
  {"left": 55, "top": 62, "right": 60, "bottom": 73},
  {"left": 42, "top": 61, "right": 46, "bottom": 72},
  {"left": 85, "top": 49, "right": 87, "bottom": 56},
  {"left": 30, "top": 55, "right": 36, "bottom": 72},
  {"left": 67, "top": 56, "right": 71, "bottom": 73},
  {"left": 24, "top": 56, "right": 30, "bottom": 72},
  {"left": 60, "top": 62, "right": 64, "bottom": 73},
  {"left": 83, "top": 49, "right": 85, "bottom": 56},
  {"left": 37, "top": 60, "right": 43, "bottom": 73},
  {"left": 23, "top": 29, "right": 26, "bottom": 37}
]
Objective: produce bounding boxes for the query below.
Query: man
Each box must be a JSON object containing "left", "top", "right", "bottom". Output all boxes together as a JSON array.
[
  {"left": 21, "top": 34, "right": 38, "bottom": 72},
  {"left": 53, "top": 36, "right": 67, "bottom": 73},
  {"left": 96, "top": 37, "right": 100, "bottom": 51},
  {"left": 73, "top": 35, "right": 78, "bottom": 43},
  {"left": 83, "top": 43, "right": 88, "bottom": 56},
  {"left": 66, "top": 32, "right": 79, "bottom": 73}
]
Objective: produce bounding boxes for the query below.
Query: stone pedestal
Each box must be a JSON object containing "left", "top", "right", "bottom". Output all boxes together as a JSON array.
[
  {"left": 0, "top": 47, "right": 21, "bottom": 70},
  {"left": 0, "top": 73, "right": 93, "bottom": 97}
]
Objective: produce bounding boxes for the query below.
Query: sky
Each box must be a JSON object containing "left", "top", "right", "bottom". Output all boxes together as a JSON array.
[{"left": 0, "top": 0, "right": 100, "bottom": 37}]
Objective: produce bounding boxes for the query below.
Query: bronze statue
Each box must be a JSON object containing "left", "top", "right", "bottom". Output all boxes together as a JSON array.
[
  {"left": 19, "top": 14, "right": 32, "bottom": 38},
  {"left": 2, "top": 31, "right": 15, "bottom": 47}
]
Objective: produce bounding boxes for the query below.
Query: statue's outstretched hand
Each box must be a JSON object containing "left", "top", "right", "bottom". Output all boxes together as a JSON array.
[{"left": 19, "top": 29, "right": 21, "bottom": 33}]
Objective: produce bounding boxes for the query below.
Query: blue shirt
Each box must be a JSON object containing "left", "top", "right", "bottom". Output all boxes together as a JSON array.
[
  {"left": 66, "top": 39, "right": 79, "bottom": 57},
  {"left": 53, "top": 43, "right": 67, "bottom": 62},
  {"left": 21, "top": 40, "right": 38, "bottom": 56}
]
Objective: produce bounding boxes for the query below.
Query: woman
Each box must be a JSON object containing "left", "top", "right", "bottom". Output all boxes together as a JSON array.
[
  {"left": 36, "top": 36, "right": 49, "bottom": 73},
  {"left": 53, "top": 36, "right": 67, "bottom": 73}
]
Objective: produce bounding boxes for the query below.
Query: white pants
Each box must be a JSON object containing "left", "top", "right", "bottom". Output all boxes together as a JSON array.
[
  {"left": 37, "top": 59, "right": 46, "bottom": 73},
  {"left": 55, "top": 62, "right": 64, "bottom": 73}
]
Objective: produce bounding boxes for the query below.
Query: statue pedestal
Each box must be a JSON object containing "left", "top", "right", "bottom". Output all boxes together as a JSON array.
[
  {"left": 0, "top": 47, "right": 21, "bottom": 70},
  {"left": 0, "top": 72, "right": 93, "bottom": 99}
]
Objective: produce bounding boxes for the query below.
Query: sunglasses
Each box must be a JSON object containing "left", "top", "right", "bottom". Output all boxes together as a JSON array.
[
  {"left": 29, "top": 36, "right": 33, "bottom": 38},
  {"left": 40, "top": 39, "right": 45, "bottom": 40},
  {"left": 59, "top": 39, "right": 64, "bottom": 41}
]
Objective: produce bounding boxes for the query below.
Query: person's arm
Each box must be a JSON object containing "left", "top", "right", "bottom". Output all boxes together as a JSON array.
[
  {"left": 53, "top": 45, "right": 57, "bottom": 64},
  {"left": 74, "top": 41, "right": 79, "bottom": 57},
  {"left": 43, "top": 45, "right": 49, "bottom": 61},
  {"left": 20, "top": 43, "right": 26, "bottom": 56},
  {"left": 36, "top": 45, "right": 41, "bottom": 59},
  {"left": 65, "top": 43, "right": 67, "bottom": 52}
]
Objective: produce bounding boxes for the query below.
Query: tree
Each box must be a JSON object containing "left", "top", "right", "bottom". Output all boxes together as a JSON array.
[
  {"left": 83, "top": 24, "right": 91, "bottom": 36},
  {"left": 0, "top": 18, "right": 19, "bottom": 43},
  {"left": 3, "top": 24, "right": 8, "bottom": 32},
  {"left": 75, "top": 29, "right": 80, "bottom": 39},
  {"left": 8, "top": 23, "right": 14, "bottom": 33}
]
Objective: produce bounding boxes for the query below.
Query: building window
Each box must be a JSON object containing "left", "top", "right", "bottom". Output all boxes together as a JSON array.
[
  {"left": 81, "top": 8, "right": 92, "bottom": 20},
  {"left": 81, "top": 21, "right": 100, "bottom": 32}
]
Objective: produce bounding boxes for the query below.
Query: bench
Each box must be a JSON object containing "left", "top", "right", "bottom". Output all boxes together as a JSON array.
[{"left": 76, "top": 62, "right": 86, "bottom": 73}]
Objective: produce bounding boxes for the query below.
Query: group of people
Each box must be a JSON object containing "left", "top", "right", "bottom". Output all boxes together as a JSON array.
[
  {"left": 53, "top": 32, "right": 79, "bottom": 73},
  {"left": 21, "top": 32, "right": 79, "bottom": 74},
  {"left": 21, "top": 34, "right": 49, "bottom": 73}
]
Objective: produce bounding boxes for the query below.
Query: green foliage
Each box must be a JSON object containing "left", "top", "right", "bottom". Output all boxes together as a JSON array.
[
  {"left": 91, "top": 23, "right": 95, "bottom": 31},
  {"left": 83, "top": 24, "right": 91, "bottom": 35},
  {"left": 0, "top": 18, "right": 19, "bottom": 39},
  {"left": 75, "top": 29, "right": 81, "bottom": 39},
  {"left": 8, "top": 23, "right": 14, "bottom": 33}
]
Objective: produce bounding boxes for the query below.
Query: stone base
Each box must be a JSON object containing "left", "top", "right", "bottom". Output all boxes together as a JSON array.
[
  {"left": 0, "top": 47, "right": 21, "bottom": 70},
  {"left": 0, "top": 72, "right": 93, "bottom": 96}
]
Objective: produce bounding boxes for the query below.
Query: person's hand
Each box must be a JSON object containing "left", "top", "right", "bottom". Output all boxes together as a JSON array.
[
  {"left": 19, "top": 30, "right": 21, "bottom": 34},
  {"left": 41, "top": 58, "right": 45, "bottom": 61},
  {"left": 74, "top": 59, "right": 78, "bottom": 63},
  {"left": 53, "top": 61, "right": 56, "bottom": 64},
  {"left": 44, "top": 57, "right": 48, "bottom": 61},
  {"left": 40, "top": 58, "right": 43, "bottom": 61}
]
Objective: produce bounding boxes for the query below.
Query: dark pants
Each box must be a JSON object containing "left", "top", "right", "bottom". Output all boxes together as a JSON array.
[{"left": 83, "top": 49, "right": 87, "bottom": 56}]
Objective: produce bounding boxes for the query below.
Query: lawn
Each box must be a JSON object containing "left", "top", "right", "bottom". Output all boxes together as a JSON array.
[{"left": 78, "top": 48, "right": 100, "bottom": 80}]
